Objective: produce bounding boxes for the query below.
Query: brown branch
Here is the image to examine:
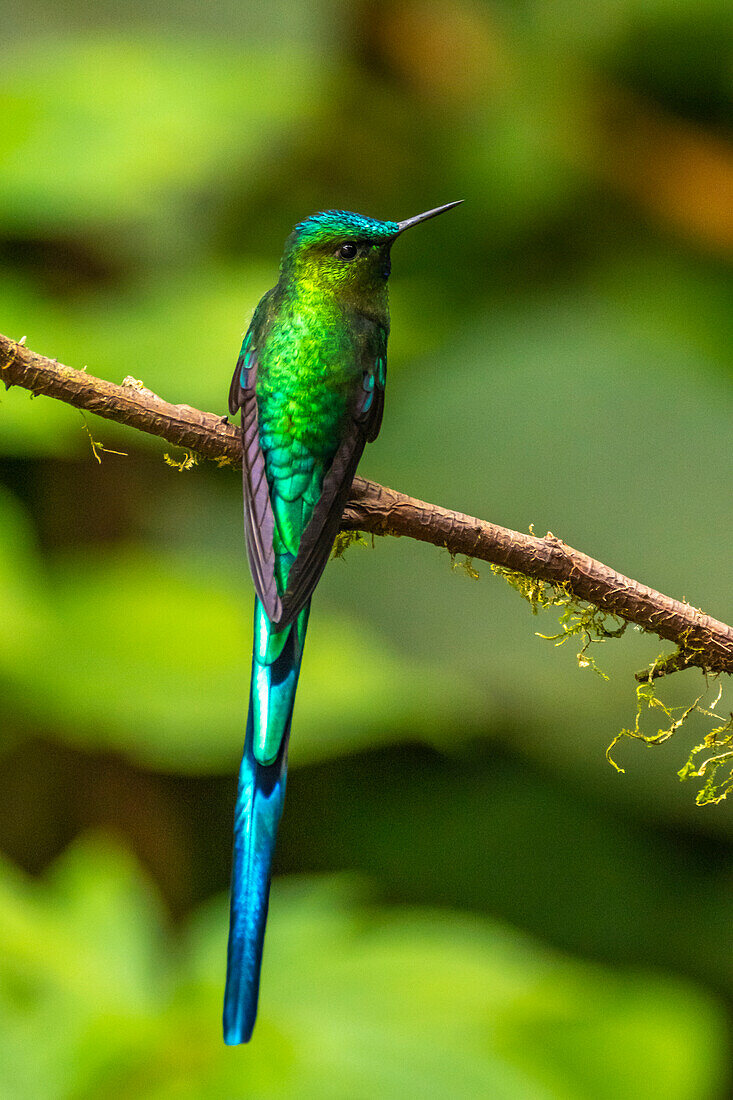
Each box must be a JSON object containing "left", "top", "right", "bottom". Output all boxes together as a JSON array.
[{"left": 2, "top": 331, "right": 731, "bottom": 677}]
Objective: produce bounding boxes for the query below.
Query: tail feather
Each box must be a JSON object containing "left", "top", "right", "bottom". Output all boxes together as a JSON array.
[
  {"left": 223, "top": 599, "right": 309, "bottom": 1045},
  {"left": 223, "top": 708, "right": 288, "bottom": 1044}
]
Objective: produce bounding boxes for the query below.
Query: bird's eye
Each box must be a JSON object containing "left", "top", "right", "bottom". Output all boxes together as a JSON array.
[{"left": 337, "top": 242, "right": 358, "bottom": 260}]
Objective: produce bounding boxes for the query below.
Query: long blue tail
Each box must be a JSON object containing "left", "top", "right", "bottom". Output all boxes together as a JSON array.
[{"left": 223, "top": 599, "right": 309, "bottom": 1045}]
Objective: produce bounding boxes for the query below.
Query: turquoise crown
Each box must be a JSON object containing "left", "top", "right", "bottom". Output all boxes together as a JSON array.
[{"left": 293, "top": 210, "right": 399, "bottom": 243}]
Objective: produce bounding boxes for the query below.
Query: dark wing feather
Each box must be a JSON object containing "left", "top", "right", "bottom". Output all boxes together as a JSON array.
[
  {"left": 362, "top": 357, "right": 385, "bottom": 442},
  {"left": 229, "top": 340, "right": 283, "bottom": 624},
  {"left": 276, "top": 419, "right": 366, "bottom": 628},
  {"left": 275, "top": 341, "right": 387, "bottom": 629}
]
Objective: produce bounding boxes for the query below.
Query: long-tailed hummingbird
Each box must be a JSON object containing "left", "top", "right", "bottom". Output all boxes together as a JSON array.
[{"left": 224, "top": 201, "right": 462, "bottom": 1044}]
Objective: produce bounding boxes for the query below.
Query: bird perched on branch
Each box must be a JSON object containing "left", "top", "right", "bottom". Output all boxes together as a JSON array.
[{"left": 224, "top": 201, "right": 462, "bottom": 1044}]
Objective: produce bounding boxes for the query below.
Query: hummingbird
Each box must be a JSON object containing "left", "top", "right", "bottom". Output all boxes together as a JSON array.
[{"left": 224, "top": 201, "right": 462, "bottom": 1045}]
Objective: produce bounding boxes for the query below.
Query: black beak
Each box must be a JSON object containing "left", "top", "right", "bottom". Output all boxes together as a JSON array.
[{"left": 396, "top": 200, "right": 463, "bottom": 235}]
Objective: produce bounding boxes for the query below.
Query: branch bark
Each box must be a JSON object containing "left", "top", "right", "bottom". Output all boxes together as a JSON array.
[{"left": 2, "top": 331, "right": 731, "bottom": 677}]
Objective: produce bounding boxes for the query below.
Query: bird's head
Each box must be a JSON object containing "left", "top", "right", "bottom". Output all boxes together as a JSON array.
[{"left": 279, "top": 203, "right": 462, "bottom": 317}]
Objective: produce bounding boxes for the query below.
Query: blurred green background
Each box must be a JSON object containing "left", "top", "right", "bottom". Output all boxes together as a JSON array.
[{"left": 1, "top": 1, "right": 732, "bottom": 1096}]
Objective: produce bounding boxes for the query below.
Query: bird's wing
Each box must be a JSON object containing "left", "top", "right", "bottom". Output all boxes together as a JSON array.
[
  {"left": 230, "top": 322, "right": 387, "bottom": 630},
  {"left": 276, "top": 338, "right": 387, "bottom": 627},
  {"left": 229, "top": 328, "right": 283, "bottom": 624}
]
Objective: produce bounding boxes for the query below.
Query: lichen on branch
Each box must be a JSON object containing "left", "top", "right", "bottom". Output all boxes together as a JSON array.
[
  {"left": 457, "top": 557, "right": 732, "bottom": 804},
  {"left": 490, "top": 563, "right": 627, "bottom": 679},
  {"left": 610, "top": 674, "right": 733, "bottom": 805}
]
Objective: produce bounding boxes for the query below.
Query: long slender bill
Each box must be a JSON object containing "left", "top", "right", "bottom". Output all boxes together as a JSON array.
[{"left": 396, "top": 201, "right": 463, "bottom": 234}]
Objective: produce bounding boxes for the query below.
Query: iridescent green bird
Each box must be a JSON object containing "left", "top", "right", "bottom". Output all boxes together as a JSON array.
[{"left": 224, "top": 201, "right": 462, "bottom": 1044}]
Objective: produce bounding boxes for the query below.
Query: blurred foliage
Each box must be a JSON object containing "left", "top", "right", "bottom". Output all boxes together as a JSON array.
[
  {"left": 0, "top": 834, "right": 728, "bottom": 1099},
  {"left": 0, "top": 40, "right": 333, "bottom": 231},
  {"left": 0, "top": 0, "right": 732, "bottom": 1093}
]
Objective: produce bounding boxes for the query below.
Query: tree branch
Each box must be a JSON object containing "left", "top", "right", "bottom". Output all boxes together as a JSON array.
[{"left": 2, "top": 331, "right": 731, "bottom": 677}]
